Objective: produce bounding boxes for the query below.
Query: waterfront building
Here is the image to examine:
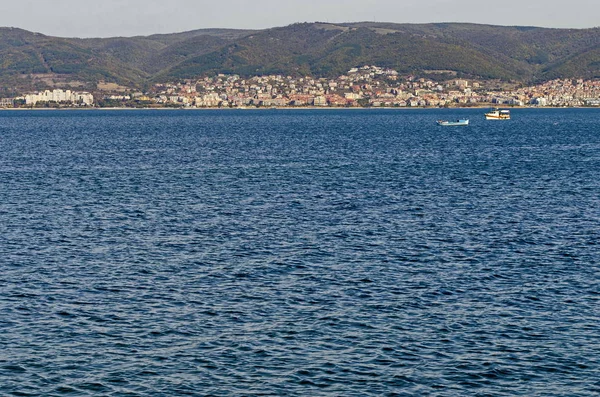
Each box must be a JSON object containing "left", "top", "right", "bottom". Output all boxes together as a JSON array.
[
  {"left": 0, "top": 98, "right": 14, "bottom": 107},
  {"left": 25, "top": 89, "right": 94, "bottom": 106}
]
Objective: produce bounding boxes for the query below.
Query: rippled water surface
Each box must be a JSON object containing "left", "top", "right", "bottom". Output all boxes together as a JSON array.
[{"left": 1, "top": 108, "right": 599, "bottom": 396}]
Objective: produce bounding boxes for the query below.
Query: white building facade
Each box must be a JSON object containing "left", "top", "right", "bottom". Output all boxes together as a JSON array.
[{"left": 25, "top": 89, "right": 94, "bottom": 106}]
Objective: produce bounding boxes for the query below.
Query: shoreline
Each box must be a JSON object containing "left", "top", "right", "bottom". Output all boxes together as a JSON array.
[{"left": 2, "top": 105, "right": 598, "bottom": 112}]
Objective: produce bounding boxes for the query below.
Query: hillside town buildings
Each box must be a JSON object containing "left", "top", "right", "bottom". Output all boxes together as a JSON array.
[
  {"left": 144, "top": 68, "right": 600, "bottom": 108},
  {"left": 4, "top": 67, "right": 600, "bottom": 109}
]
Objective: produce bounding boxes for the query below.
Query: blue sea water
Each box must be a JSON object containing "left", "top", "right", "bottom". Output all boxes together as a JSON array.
[{"left": 1, "top": 108, "right": 599, "bottom": 396}]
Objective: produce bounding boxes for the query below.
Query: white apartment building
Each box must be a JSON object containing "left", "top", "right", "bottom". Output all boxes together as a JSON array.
[{"left": 25, "top": 89, "right": 94, "bottom": 106}]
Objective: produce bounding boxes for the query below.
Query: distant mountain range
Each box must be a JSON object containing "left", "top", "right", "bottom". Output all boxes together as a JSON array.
[{"left": 1, "top": 22, "right": 599, "bottom": 94}]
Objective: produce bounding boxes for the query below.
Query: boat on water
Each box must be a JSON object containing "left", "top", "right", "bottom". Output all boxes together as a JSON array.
[
  {"left": 437, "top": 119, "right": 469, "bottom": 126},
  {"left": 485, "top": 108, "right": 510, "bottom": 120}
]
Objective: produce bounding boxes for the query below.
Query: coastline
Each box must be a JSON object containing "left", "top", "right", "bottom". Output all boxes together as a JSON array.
[{"left": 2, "top": 105, "right": 598, "bottom": 111}]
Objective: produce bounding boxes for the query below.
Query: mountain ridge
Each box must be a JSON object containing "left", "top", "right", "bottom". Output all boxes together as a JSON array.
[{"left": 1, "top": 22, "right": 599, "bottom": 95}]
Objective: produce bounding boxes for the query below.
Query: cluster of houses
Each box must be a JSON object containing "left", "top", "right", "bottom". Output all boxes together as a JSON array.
[
  {"left": 514, "top": 79, "right": 600, "bottom": 107},
  {"left": 143, "top": 68, "right": 600, "bottom": 108},
  {"left": 2, "top": 67, "right": 600, "bottom": 109}
]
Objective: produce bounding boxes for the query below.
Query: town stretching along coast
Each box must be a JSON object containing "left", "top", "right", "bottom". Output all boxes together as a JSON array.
[{"left": 3, "top": 67, "right": 600, "bottom": 109}]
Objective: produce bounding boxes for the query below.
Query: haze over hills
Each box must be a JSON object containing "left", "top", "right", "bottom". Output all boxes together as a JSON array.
[{"left": 1, "top": 22, "right": 599, "bottom": 95}]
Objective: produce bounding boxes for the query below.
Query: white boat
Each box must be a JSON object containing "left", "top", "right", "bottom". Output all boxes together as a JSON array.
[
  {"left": 485, "top": 108, "right": 510, "bottom": 120},
  {"left": 437, "top": 119, "right": 469, "bottom": 126}
]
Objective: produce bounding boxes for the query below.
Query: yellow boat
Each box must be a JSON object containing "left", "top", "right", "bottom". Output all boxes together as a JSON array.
[{"left": 485, "top": 108, "right": 510, "bottom": 120}]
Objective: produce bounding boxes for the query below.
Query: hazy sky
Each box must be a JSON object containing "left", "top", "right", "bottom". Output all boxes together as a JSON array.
[{"left": 1, "top": 0, "right": 598, "bottom": 38}]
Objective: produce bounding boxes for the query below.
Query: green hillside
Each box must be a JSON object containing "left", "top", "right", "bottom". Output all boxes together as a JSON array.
[
  {"left": 154, "top": 22, "right": 600, "bottom": 83},
  {"left": 1, "top": 23, "right": 599, "bottom": 95}
]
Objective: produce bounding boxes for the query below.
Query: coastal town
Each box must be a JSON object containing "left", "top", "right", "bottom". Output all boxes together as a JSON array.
[{"left": 2, "top": 66, "right": 600, "bottom": 109}]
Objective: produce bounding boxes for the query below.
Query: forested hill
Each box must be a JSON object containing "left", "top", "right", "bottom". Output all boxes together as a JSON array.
[{"left": 1, "top": 22, "right": 599, "bottom": 94}]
